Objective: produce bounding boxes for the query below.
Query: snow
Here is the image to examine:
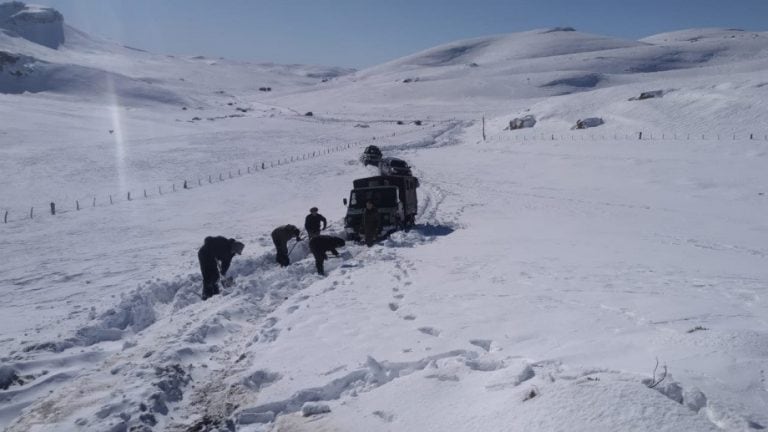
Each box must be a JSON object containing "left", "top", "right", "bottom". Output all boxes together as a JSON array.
[{"left": 1, "top": 2, "right": 768, "bottom": 431}]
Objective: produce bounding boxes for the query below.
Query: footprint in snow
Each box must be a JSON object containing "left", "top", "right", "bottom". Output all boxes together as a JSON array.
[
  {"left": 393, "top": 294, "right": 404, "bottom": 300},
  {"left": 372, "top": 410, "right": 396, "bottom": 423},
  {"left": 388, "top": 303, "right": 399, "bottom": 311},
  {"left": 418, "top": 327, "right": 440, "bottom": 337},
  {"left": 403, "top": 315, "right": 416, "bottom": 321},
  {"left": 469, "top": 339, "right": 495, "bottom": 352},
  {"left": 286, "top": 305, "right": 300, "bottom": 314}
]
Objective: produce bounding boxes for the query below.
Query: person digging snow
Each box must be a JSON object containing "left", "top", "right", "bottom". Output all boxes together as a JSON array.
[
  {"left": 304, "top": 207, "right": 327, "bottom": 239},
  {"left": 198, "top": 236, "right": 244, "bottom": 300},
  {"left": 361, "top": 200, "right": 380, "bottom": 247},
  {"left": 309, "top": 235, "right": 346, "bottom": 276},
  {"left": 271, "top": 224, "right": 302, "bottom": 267}
]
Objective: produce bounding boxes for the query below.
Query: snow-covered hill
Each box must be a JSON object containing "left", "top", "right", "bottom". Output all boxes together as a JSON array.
[{"left": 1, "top": 2, "right": 767, "bottom": 431}]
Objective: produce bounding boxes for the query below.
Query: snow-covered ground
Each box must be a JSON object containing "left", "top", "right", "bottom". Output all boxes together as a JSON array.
[{"left": 2, "top": 2, "right": 768, "bottom": 431}]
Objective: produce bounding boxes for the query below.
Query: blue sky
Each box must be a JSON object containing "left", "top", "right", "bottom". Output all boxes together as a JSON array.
[{"left": 43, "top": 0, "right": 768, "bottom": 68}]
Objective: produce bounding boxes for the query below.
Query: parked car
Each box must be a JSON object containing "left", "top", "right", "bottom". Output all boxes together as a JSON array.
[
  {"left": 379, "top": 157, "right": 412, "bottom": 176},
  {"left": 360, "top": 145, "right": 383, "bottom": 167}
]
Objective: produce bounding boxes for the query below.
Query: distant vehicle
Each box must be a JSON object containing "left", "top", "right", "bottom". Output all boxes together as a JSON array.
[
  {"left": 360, "top": 145, "right": 383, "bottom": 167},
  {"left": 379, "top": 157, "right": 412, "bottom": 176},
  {"left": 343, "top": 175, "right": 420, "bottom": 240}
]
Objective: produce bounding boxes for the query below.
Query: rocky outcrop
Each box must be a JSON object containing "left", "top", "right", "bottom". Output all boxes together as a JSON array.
[{"left": 0, "top": 1, "right": 65, "bottom": 49}]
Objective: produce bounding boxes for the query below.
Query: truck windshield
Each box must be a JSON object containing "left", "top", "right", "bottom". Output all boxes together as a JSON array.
[{"left": 349, "top": 188, "right": 398, "bottom": 208}]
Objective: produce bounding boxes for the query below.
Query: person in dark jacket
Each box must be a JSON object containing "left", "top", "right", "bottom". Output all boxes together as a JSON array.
[
  {"left": 271, "top": 224, "right": 302, "bottom": 267},
  {"left": 361, "top": 200, "right": 380, "bottom": 247},
  {"left": 309, "top": 235, "right": 346, "bottom": 275},
  {"left": 198, "top": 236, "right": 245, "bottom": 300},
  {"left": 304, "top": 207, "right": 327, "bottom": 239}
]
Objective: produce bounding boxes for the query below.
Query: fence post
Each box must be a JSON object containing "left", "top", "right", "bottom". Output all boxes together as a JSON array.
[
  {"left": 128, "top": 192, "right": 131, "bottom": 201},
  {"left": 172, "top": 184, "right": 176, "bottom": 192},
  {"left": 92, "top": 196, "right": 96, "bottom": 208},
  {"left": 3, "top": 210, "right": 7, "bottom": 223},
  {"left": 262, "top": 162, "right": 265, "bottom": 169},
  {"left": 30, "top": 207, "right": 33, "bottom": 219},
  {"left": 50, "top": 202, "right": 56, "bottom": 215},
  {"left": 209, "top": 175, "right": 213, "bottom": 183},
  {"left": 638, "top": 132, "right": 642, "bottom": 140},
  {"left": 237, "top": 169, "right": 241, "bottom": 176},
  {"left": 198, "top": 178, "right": 202, "bottom": 186},
  {"left": 750, "top": 133, "right": 754, "bottom": 140},
  {"left": 183, "top": 180, "right": 188, "bottom": 189},
  {"left": 144, "top": 189, "right": 147, "bottom": 198},
  {"left": 109, "top": 194, "right": 113, "bottom": 204},
  {"left": 76, "top": 200, "right": 80, "bottom": 211}
]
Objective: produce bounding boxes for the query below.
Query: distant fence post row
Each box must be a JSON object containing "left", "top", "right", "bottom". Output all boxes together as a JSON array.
[
  {"left": 1, "top": 126, "right": 427, "bottom": 225},
  {"left": 484, "top": 131, "right": 768, "bottom": 143}
]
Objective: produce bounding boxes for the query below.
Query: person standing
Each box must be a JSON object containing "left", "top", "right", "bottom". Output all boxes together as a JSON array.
[
  {"left": 361, "top": 200, "right": 380, "bottom": 247},
  {"left": 198, "top": 236, "right": 245, "bottom": 300},
  {"left": 304, "top": 207, "right": 327, "bottom": 239},
  {"left": 309, "top": 235, "right": 346, "bottom": 276},
  {"left": 271, "top": 224, "right": 302, "bottom": 267}
]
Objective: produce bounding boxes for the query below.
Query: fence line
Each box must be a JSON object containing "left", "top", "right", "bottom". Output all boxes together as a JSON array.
[
  {"left": 2, "top": 123, "right": 447, "bottom": 226},
  {"left": 485, "top": 130, "right": 768, "bottom": 143}
]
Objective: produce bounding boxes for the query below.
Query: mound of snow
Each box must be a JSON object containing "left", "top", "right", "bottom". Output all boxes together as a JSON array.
[{"left": 0, "top": 2, "right": 64, "bottom": 49}]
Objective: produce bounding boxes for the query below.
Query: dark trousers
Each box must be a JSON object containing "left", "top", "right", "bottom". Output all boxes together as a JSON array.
[
  {"left": 272, "top": 233, "right": 290, "bottom": 267},
  {"left": 198, "top": 250, "right": 220, "bottom": 300},
  {"left": 312, "top": 251, "right": 326, "bottom": 275},
  {"left": 364, "top": 230, "right": 377, "bottom": 247},
  {"left": 307, "top": 228, "right": 321, "bottom": 239}
]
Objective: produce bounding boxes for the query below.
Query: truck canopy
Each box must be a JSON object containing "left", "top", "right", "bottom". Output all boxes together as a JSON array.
[
  {"left": 352, "top": 175, "right": 419, "bottom": 190},
  {"left": 349, "top": 187, "right": 398, "bottom": 209}
]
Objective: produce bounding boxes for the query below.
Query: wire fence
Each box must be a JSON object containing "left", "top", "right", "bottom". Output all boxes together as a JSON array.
[
  {"left": 2, "top": 122, "right": 451, "bottom": 226},
  {"left": 484, "top": 130, "right": 768, "bottom": 143}
]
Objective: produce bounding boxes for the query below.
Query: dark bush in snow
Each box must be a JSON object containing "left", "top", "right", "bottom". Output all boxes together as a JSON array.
[
  {"left": 572, "top": 117, "right": 604, "bottom": 130},
  {"left": 629, "top": 90, "right": 664, "bottom": 101},
  {"left": 508, "top": 115, "right": 536, "bottom": 130},
  {"left": 304, "top": 111, "right": 313, "bottom": 117}
]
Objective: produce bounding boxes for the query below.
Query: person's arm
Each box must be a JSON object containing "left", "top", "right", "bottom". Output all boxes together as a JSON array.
[
  {"left": 304, "top": 215, "right": 311, "bottom": 232},
  {"left": 219, "top": 254, "right": 233, "bottom": 276},
  {"left": 321, "top": 215, "right": 327, "bottom": 230}
]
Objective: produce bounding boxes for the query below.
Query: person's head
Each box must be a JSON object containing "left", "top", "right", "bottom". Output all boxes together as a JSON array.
[
  {"left": 310, "top": 207, "right": 318, "bottom": 214},
  {"left": 230, "top": 240, "right": 245, "bottom": 255},
  {"left": 366, "top": 200, "right": 374, "bottom": 209}
]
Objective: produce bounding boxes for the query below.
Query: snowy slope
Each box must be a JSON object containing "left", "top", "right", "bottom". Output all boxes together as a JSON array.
[{"left": 1, "top": 3, "right": 768, "bottom": 431}]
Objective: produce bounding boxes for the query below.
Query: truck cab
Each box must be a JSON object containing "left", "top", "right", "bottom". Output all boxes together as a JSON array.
[{"left": 344, "top": 175, "right": 419, "bottom": 241}]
